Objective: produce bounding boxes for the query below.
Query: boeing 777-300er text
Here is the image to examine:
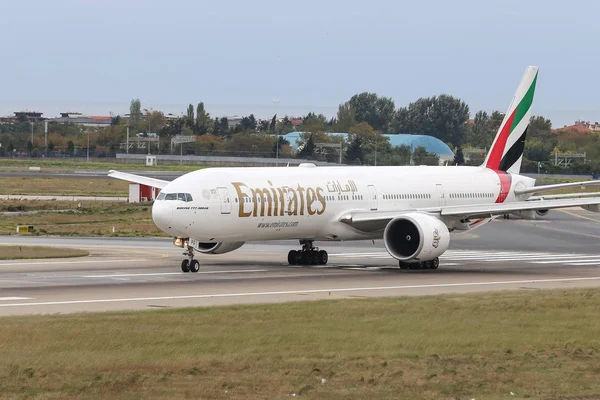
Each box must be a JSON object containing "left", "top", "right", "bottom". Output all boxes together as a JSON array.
[{"left": 110, "top": 66, "right": 600, "bottom": 273}]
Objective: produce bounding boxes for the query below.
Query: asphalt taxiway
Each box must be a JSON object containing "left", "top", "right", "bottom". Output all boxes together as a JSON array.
[{"left": 0, "top": 208, "right": 599, "bottom": 316}]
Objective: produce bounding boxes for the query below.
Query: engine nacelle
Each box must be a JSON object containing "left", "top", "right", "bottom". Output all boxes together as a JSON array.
[
  {"left": 511, "top": 210, "right": 537, "bottom": 220},
  {"left": 511, "top": 209, "right": 548, "bottom": 220},
  {"left": 383, "top": 213, "right": 450, "bottom": 261},
  {"left": 194, "top": 241, "right": 245, "bottom": 254}
]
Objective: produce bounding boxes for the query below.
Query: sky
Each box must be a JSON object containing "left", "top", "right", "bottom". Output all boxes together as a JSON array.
[{"left": 0, "top": 0, "right": 599, "bottom": 127}]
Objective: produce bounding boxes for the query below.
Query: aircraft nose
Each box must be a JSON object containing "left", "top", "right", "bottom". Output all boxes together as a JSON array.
[{"left": 152, "top": 200, "right": 173, "bottom": 232}]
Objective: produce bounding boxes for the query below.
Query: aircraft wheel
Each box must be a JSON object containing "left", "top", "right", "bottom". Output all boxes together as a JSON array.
[
  {"left": 311, "top": 251, "right": 320, "bottom": 265},
  {"left": 288, "top": 250, "right": 298, "bottom": 265},
  {"left": 181, "top": 259, "right": 190, "bottom": 273},
  {"left": 431, "top": 257, "right": 440, "bottom": 270},
  {"left": 300, "top": 251, "right": 309, "bottom": 265},
  {"left": 318, "top": 250, "right": 328, "bottom": 265},
  {"left": 189, "top": 260, "right": 200, "bottom": 273}
]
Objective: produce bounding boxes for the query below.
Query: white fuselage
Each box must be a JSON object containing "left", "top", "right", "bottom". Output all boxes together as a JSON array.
[{"left": 151, "top": 165, "right": 535, "bottom": 242}]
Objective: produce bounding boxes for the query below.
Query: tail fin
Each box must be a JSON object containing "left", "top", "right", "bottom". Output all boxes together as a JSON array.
[{"left": 483, "top": 66, "right": 539, "bottom": 174}]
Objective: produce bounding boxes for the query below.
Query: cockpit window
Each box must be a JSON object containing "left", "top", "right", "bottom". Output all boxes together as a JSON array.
[{"left": 160, "top": 193, "right": 193, "bottom": 202}]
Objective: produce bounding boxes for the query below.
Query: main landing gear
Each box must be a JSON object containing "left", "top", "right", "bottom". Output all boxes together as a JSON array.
[
  {"left": 181, "top": 245, "right": 200, "bottom": 273},
  {"left": 398, "top": 257, "right": 440, "bottom": 270},
  {"left": 288, "top": 240, "right": 328, "bottom": 266}
]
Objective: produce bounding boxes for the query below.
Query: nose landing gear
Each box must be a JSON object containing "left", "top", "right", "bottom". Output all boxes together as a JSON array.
[
  {"left": 288, "top": 240, "right": 328, "bottom": 266},
  {"left": 181, "top": 245, "right": 200, "bottom": 273}
]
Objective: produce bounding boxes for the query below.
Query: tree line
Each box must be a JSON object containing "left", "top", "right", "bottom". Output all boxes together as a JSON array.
[{"left": 1, "top": 93, "right": 599, "bottom": 173}]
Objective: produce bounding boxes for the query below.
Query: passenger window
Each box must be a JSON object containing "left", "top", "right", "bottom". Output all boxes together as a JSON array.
[{"left": 185, "top": 193, "right": 193, "bottom": 202}]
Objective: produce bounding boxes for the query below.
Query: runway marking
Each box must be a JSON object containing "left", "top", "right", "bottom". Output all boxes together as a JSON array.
[
  {"left": 0, "top": 259, "right": 146, "bottom": 267},
  {"left": 1, "top": 276, "right": 600, "bottom": 308},
  {"left": 558, "top": 209, "right": 600, "bottom": 223},
  {"left": 330, "top": 251, "right": 600, "bottom": 264},
  {"left": 0, "top": 297, "right": 31, "bottom": 301},
  {"left": 82, "top": 269, "right": 268, "bottom": 278}
]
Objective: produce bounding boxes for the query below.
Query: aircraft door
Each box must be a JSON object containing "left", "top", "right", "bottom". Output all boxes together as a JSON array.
[
  {"left": 436, "top": 184, "right": 446, "bottom": 207},
  {"left": 217, "top": 187, "right": 232, "bottom": 214},
  {"left": 368, "top": 185, "right": 378, "bottom": 210}
]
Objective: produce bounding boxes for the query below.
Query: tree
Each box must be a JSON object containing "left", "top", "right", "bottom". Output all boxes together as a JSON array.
[
  {"left": 195, "top": 102, "right": 210, "bottom": 134},
  {"left": 26, "top": 141, "right": 33, "bottom": 153},
  {"left": 111, "top": 115, "right": 121, "bottom": 125},
  {"left": 277, "top": 116, "right": 294, "bottom": 134},
  {"left": 258, "top": 119, "right": 270, "bottom": 132},
  {"left": 297, "top": 133, "right": 315, "bottom": 159},
  {"left": 269, "top": 114, "right": 277, "bottom": 132},
  {"left": 528, "top": 115, "right": 552, "bottom": 140},
  {"left": 129, "top": 99, "right": 142, "bottom": 122},
  {"left": 453, "top": 147, "right": 465, "bottom": 165},
  {"left": 185, "top": 104, "right": 195, "bottom": 130},
  {"left": 239, "top": 114, "right": 258, "bottom": 132},
  {"left": 346, "top": 92, "right": 395, "bottom": 132},
  {"left": 411, "top": 146, "right": 440, "bottom": 166},
  {"left": 334, "top": 103, "right": 356, "bottom": 132},
  {"left": 47, "top": 141, "right": 54, "bottom": 151},
  {"left": 219, "top": 117, "right": 229, "bottom": 135},
  {"left": 301, "top": 112, "right": 328, "bottom": 133},
  {"left": 67, "top": 141, "right": 74, "bottom": 155},
  {"left": 212, "top": 118, "right": 220, "bottom": 136},
  {"left": 248, "top": 114, "right": 257, "bottom": 131},
  {"left": 345, "top": 135, "right": 364, "bottom": 165},
  {"left": 392, "top": 94, "right": 470, "bottom": 147}
]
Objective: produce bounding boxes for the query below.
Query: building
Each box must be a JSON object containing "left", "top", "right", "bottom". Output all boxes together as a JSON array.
[
  {"left": 12, "top": 111, "right": 44, "bottom": 122},
  {"left": 559, "top": 120, "right": 600, "bottom": 132},
  {"left": 282, "top": 132, "right": 455, "bottom": 164},
  {"left": 49, "top": 113, "right": 112, "bottom": 128}
]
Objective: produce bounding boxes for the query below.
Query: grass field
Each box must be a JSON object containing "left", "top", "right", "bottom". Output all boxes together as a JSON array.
[
  {"left": 0, "top": 245, "right": 88, "bottom": 259},
  {"left": 0, "top": 177, "right": 129, "bottom": 197},
  {"left": 0, "top": 158, "right": 204, "bottom": 172},
  {"left": 0, "top": 200, "right": 163, "bottom": 237},
  {"left": 0, "top": 289, "right": 599, "bottom": 399}
]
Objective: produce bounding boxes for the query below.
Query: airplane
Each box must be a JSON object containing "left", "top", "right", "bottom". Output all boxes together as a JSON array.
[{"left": 109, "top": 66, "right": 600, "bottom": 273}]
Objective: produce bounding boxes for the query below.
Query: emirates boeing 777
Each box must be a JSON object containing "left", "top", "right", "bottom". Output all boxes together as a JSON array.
[{"left": 110, "top": 66, "right": 600, "bottom": 273}]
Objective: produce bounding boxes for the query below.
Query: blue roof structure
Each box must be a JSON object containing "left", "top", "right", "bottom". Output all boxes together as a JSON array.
[{"left": 283, "top": 132, "right": 454, "bottom": 157}]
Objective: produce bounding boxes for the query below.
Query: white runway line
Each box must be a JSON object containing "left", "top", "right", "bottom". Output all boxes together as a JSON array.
[
  {"left": 83, "top": 269, "right": 268, "bottom": 278},
  {"left": 0, "top": 297, "right": 32, "bottom": 301},
  {"left": 330, "top": 251, "right": 600, "bottom": 264},
  {"left": 0, "top": 259, "right": 146, "bottom": 267},
  {"left": 2, "top": 276, "right": 600, "bottom": 308}
]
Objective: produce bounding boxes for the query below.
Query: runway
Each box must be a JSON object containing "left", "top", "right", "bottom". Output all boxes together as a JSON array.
[{"left": 0, "top": 208, "right": 598, "bottom": 316}]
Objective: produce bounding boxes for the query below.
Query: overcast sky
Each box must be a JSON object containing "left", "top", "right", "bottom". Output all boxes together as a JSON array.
[{"left": 1, "top": 0, "right": 598, "bottom": 126}]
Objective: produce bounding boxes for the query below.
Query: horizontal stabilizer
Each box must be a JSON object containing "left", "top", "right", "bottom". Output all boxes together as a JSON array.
[
  {"left": 107, "top": 170, "right": 169, "bottom": 189},
  {"left": 515, "top": 180, "right": 600, "bottom": 196}
]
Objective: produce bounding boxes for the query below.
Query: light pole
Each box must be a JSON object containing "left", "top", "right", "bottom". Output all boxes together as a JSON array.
[
  {"left": 87, "top": 132, "right": 90, "bottom": 162},
  {"left": 275, "top": 133, "right": 279, "bottom": 165}
]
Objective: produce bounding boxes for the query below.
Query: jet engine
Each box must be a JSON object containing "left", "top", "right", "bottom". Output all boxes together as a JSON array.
[
  {"left": 511, "top": 209, "right": 548, "bottom": 220},
  {"left": 193, "top": 241, "right": 245, "bottom": 254},
  {"left": 383, "top": 213, "right": 450, "bottom": 261}
]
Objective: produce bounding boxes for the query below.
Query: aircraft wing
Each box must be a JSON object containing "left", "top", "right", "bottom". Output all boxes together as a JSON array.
[
  {"left": 339, "top": 197, "right": 600, "bottom": 232},
  {"left": 515, "top": 180, "right": 600, "bottom": 195},
  {"left": 107, "top": 170, "right": 169, "bottom": 189}
]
